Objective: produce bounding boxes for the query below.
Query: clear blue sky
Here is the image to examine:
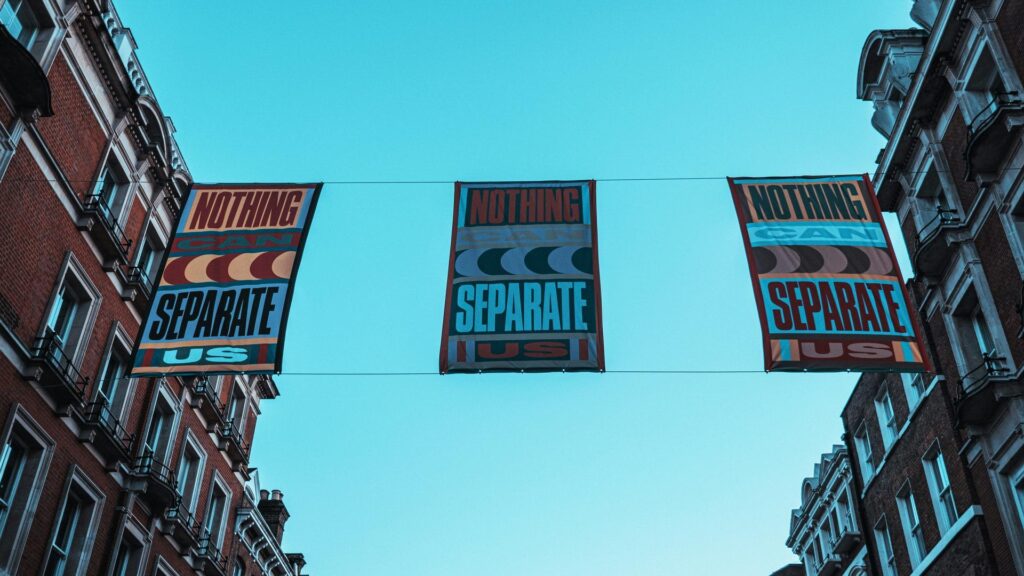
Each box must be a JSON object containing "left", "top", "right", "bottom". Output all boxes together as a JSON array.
[{"left": 119, "top": 1, "right": 915, "bottom": 573}]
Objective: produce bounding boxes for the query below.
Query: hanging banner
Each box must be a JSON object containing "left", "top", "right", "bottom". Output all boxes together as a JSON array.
[
  {"left": 130, "top": 183, "right": 322, "bottom": 376},
  {"left": 728, "top": 174, "right": 930, "bottom": 372},
  {"left": 440, "top": 181, "right": 605, "bottom": 373}
]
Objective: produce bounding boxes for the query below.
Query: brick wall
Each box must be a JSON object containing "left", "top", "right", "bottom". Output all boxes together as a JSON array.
[
  {"left": 941, "top": 110, "right": 980, "bottom": 209},
  {"left": 35, "top": 53, "right": 106, "bottom": 198},
  {"left": 973, "top": 211, "right": 1024, "bottom": 365}
]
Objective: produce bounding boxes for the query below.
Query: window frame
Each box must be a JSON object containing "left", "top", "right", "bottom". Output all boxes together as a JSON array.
[
  {"left": 108, "top": 518, "right": 149, "bottom": 576},
  {"left": 92, "top": 324, "right": 137, "bottom": 424},
  {"left": 0, "top": 0, "right": 63, "bottom": 68},
  {"left": 923, "top": 442, "right": 958, "bottom": 534},
  {"left": 39, "top": 466, "right": 105, "bottom": 576},
  {"left": 854, "top": 422, "right": 875, "bottom": 482},
  {"left": 873, "top": 515, "right": 897, "bottom": 576},
  {"left": 38, "top": 253, "right": 102, "bottom": 368},
  {"left": 0, "top": 404, "right": 55, "bottom": 574},
  {"left": 138, "top": 383, "right": 180, "bottom": 467},
  {"left": 874, "top": 386, "right": 899, "bottom": 450},
  {"left": 174, "top": 431, "right": 206, "bottom": 513},
  {"left": 201, "top": 471, "right": 232, "bottom": 549},
  {"left": 91, "top": 150, "right": 133, "bottom": 226},
  {"left": 896, "top": 481, "right": 927, "bottom": 567}
]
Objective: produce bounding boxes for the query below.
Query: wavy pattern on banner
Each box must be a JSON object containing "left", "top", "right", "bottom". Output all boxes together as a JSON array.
[
  {"left": 752, "top": 245, "right": 894, "bottom": 275},
  {"left": 454, "top": 246, "right": 593, "bottom": 278},
  {"left": 160, "top": 251, "right": 295, "bottom": 285}
]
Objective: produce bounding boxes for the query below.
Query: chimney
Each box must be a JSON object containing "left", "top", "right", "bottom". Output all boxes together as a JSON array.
[
  {"left": 286, "top": 553, "right": 307, "bottom": 576},
  {"left": 257, "top": 489, "right": 290, "bottom": 543}
]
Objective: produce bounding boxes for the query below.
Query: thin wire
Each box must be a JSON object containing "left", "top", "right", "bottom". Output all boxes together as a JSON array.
[{"left": 4, "top": 167, "right": 1020, "bottom": 187}]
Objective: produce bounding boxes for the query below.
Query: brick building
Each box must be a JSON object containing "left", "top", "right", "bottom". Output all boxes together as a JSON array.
[
  {"left": 0, "top": 1, "right": 308, "bottom": 575},
  {"left": 786, "top": 445, "right": 870, "bottom": 576},
  {"left": 839, "top": 0, "right": 1024, "bottom": 575}
]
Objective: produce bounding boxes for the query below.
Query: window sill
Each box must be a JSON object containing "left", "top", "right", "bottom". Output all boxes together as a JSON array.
[{"left": 907, "top": 506, "right": 981, "bottom": 576}]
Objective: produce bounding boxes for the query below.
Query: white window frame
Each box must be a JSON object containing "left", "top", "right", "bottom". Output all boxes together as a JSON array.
[
  {"left": 40, "top": 466, "right": 105, "bottom": 576},
  {"left": 944, "top": 276, "right": 1012, "bottom": 384},
  {"left": 0, "top": 404, "right": 55, "bottom": 574},
  {"left": 92, "top": 323, "right": 137, "bottom": 424},
  {"left": 0, "top": 0, "right": 64, "bottom": 70},
  {"left": 923, "top": 442, "right": 958, "bottom": 534},
  {"left": 39, "top": 253, "right": 102, "bottom": 367},
  {"left": 174, "top": 431, "right": 206, "bottom": 513},
  {"left": 874, "top": 516, "right": 897, "bottom": 576},
  {"left": 901, "top": 372, "right": 927, "bottom": 411},
  {"left": 896, "top": 481, "right": 927, "bottom": 567},
  {"left": 138, "top": 381, "right": 181, "bottom": 466},
  {"left": 108, "top": 518, "right": 150, "bottom": 576},
  {"left": 875, "top": 386, "right": 898, "bottom": 450},
  {"left": 854, "top": 422, "right": 875, "bottom": 482},
  {"left": 202, "top": 471, "right": 232, "bottom": 550}
]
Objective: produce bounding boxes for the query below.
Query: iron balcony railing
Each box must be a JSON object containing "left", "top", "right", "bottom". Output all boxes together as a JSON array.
[
  {"left": 30, "top": 332, "right": 88, "bottom": 401},
  {"left": 124, "top": 265, "right": 154, "bottom": 297},
  {"left": 219, "top": 418, "right": 251, "bottom": 462},
  {"left": 956, "top": 351, "right": 1008, "bottom": 401},
  {"left": 969, "top": 92, "right": 1020, "bottom": 133},
  {"left": 196, "top": 534, "right": 227, "bottom": 573},
  {"left": 915, "top": 208, "right": 961, "bottom": 246},
  {"left": 83, "top": 400, "right": 135, "bottom": 455},
  {"left": 193, "top": 377, "right": 226, "bottom": 414},
  {"left": 82, "top": 193, "right": 132, "bottom": 258},
  {"left": 134, "top": 449, "right": 178, "bottom": 488},
  {"left": 165, "top": 497, "right": 201, "bottom": 538}
]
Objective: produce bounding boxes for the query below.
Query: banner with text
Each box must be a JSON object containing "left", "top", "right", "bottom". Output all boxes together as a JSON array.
[
  {"left": 131, "top": 183, "right": 321, "bottom": 376},
  {"left": 440, "top": 181, "right": 605, "bottom": 373},
  {"left": 728, "top": 175, "right": 929, "bottom": 372}
]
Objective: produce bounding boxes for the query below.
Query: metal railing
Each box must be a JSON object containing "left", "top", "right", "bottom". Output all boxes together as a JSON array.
[
  {"left": 134, "top": 449, "right": 178, "bottom": 489},
  {"left": 192, "top": 377, "right": 226, "bottom": 415},
  {"left": 219, "top": 418, "right": 251, "bottom": 461},
  {"left": 196, "top": 535, "right": 227, "bottom": 570},
  {"left": 83, "top": 400, "right": 135, "bottom": 454},
  {"left": 123, "top": 265, "right": 154, "bottom": 296},
  {"left": 82, "top": 193, "right": 132, "bottom": 257},
  {"left": 969, "top": 92, "right": 1020, "bottom": 133},
  {"left": 165, "top": 497, "right": 201, "bottom": 538},
  {"left": 915, "top": 208, "right": 961, "bottom": 246},
  {"left": 956, "top": 351, "right": 1007, "bottom": 401},
  {"left": 30, "top": 333, "right": 88, "bottom": 399}
]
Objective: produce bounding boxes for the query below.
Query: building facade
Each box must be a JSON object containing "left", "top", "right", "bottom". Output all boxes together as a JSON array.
[
  {"left": 0, "top": 0, "right": 308, "bottom": 574},
  {"left": 787, "top": 445, "right": 871, "bottom": 576},
  {"left": 842, "top": 0, "right": 1024, "bottom": 575}
]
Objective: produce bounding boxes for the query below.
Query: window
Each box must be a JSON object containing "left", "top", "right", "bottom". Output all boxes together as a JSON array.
[
  {"left": 0, "top": 408, "right": 54, "bottom": 573},
  {"left": 914, "top": 164, "right": 955, "bottom": 235},
  {"left": 963, "top": 45, "right": 1008, "bottom": 125},
  {"left": 952, "top": 288, "right": 1000, "bottom": 381},
  {"left": 202, "top": 481, "right": 229, "bottom": 548},
  {"left": 897, "top": 483, "right": 927, "bottom": 567},
  {"left": 175, "top": 437, "right": 204, "bottom": 512},
  {"left": 110, "top": 529, "right": 144, "bottom": 576},
  {"left": 95, "top": 333, "right": 134, "bottom": 424},
  {"left": 232, "top": 558, "right": 245, "bottom": 576},
  {"left": 875, "top": 387, "right": 898, "bottom": 450},
  {"left": 42, "top": 470, "right": 103, "bottom": 576},
  {"left": 1012, "top": 463, "right": 1024, "bottom": 541},
  {"left": 854, "top": 423, "right": 875, "bottom": 481},
  {"left": 141, "top": 392, "right": 177, "bottom": 467},
  {"left": 901, "top": 372, "right": 927, "bottom": 411},
  {"left": 0, "top": 0, "right": 40, "bottom": 49},
  {"left": 93, "top": 156, "right": 129, "bottom": 222},
  {"left": 135, "top": 226, "right": 164, "bottom": 286},
  {"left": 874, "top": 517, "right": 897, "bottom": 576},
  {"left": 226, "top": 381, "right": 247, "bottom": 432},
  {"left": 923, "top": 446, "right": 958, "bottom": 533},
  {"left": 42, "top": 258, "right": 100, "bottom": 364}
]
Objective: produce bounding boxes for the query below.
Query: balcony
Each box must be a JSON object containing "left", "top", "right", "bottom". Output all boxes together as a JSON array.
[
  {"left": 832, "top": 521, "right": 861, "bottom": 554},
  {"left": 955, "top": 353, "right": 1016, "bottom": 426},
  {"left": 26, "top": 333, "right": 87, "bottom": 411},
  {"left": 131, "top": 451, "right": 178, "bottom": 510},
  {"left": 161, "top": 498, "right": 201, "bottom": 549},
  {"left": 79, "top": 194, "right": 132, "bottom": 267},
  {"left": 965, "top": 93, "right": 1024, "bottom": 179},
  {"left": 218, "top": 419, "right": 251, "bottom": 475},
  {"left": 117, "top": 264, "right": 154, "bottom": 308},
  {"left": 189, "top": 377, "right": 226, "bottom": 429},
  {"left": 912, "top": 209, "right": 962, "bottom": 277},
  {"left": 0, "top": 24, "right": 53, "bottom": 118},
  {"left": 194, "top": 536, "right": 227, "bottom": 576},
  {"left": 80, "top": 400, "right": 135, "bottom": 463},
  {"left": 815, "top": 553, "right": 842, "bottom": 576}
]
